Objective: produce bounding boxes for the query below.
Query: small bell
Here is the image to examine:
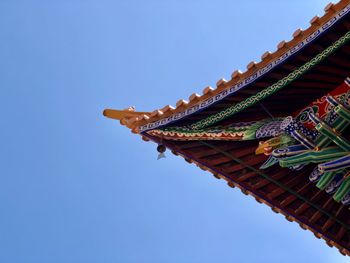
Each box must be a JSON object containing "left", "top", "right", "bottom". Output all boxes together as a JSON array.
[{"left": 157, "top": 144, "right": 166, "bottom": 160}]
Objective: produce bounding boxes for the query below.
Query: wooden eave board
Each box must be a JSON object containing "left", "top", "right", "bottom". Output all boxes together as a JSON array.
[{"left": 146, "top": 135, "right": 350, "bottom": 255}]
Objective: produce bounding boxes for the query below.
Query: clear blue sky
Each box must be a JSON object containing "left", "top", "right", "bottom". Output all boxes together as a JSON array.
[{"left": 1, "top": 0, "right": 348, "bottom": 262}]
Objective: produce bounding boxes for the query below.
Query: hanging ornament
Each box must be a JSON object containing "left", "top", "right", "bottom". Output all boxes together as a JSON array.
[{"left": 157, "top": 144, "right": 166, "bottom": 160}]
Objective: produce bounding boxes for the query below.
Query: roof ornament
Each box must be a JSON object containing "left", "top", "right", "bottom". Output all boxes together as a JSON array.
[
  {"left": 103, "top": 106, "right": 150, "bottom": 128},
  {"left": 157, "top": 144, "right": 166, "bottom": 160}
]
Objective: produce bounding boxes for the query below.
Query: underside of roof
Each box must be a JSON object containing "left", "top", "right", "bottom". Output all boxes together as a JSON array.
[{"left": 105, "top": 0, "right": 350, "bottom": 256}]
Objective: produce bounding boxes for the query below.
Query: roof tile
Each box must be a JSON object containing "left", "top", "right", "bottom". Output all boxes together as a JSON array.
[
  {"left": 216, "top": 78, "right": 227, "bottom": 87},
  {"left": 202, "top": 86, "right": 214, "bottom": 95}
]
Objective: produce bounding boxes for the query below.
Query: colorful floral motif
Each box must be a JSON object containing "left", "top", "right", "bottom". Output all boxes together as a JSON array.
[{"left": 296, "top": 83, "right": 350, "bottom": 129}]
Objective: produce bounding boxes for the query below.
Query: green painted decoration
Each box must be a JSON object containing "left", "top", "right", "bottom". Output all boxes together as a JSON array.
[
  {"left": 279, "top": 147, "right": 348, "bottom": 167},
  {"left": 334, "top": 176, "right": 350, "bottom": 202}
]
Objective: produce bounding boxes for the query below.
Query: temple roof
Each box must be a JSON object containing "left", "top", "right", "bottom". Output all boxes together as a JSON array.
[
  {"left": 104, "top": 0, "right": 350, "bottom": 256},
  {"left": 104, "top": 0, "right": 350, "bottom": 134}
]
